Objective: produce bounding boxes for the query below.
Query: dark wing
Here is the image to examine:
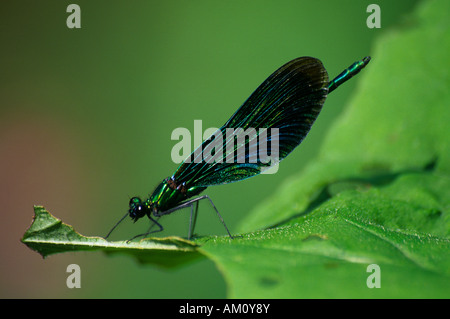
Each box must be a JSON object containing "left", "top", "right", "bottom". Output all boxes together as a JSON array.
[{"left": 173, "top": 57, "right": 329, "bottom": 187}]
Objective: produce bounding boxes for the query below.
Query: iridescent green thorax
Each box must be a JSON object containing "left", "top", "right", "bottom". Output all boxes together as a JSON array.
[{"left": 147, "top": 177, "right": 206, "bottom": 214}]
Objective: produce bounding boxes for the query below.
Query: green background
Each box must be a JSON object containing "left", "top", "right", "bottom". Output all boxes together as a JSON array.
[{"left": 1, "top": 0, "right": 419, "bottom": 298}]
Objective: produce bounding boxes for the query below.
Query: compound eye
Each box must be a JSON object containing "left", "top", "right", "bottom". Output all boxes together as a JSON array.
[{"left": 129, "top": 197, "right": 142, "bottom": 206}]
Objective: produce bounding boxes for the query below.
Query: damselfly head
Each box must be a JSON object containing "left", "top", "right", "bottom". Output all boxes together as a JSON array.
[{"left": 128, "top": 197, "right": 148, "bottom": 222}]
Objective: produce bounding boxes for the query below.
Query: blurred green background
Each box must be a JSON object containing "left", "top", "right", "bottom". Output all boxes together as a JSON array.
[{"left": 1, "top": 0, "right": 419, "bottom": 298}]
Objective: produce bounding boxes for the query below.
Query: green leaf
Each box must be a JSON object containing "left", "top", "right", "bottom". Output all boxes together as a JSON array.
[
  {"left": 199, "top": 171, "right": 450, "bottom": 298},
  {"left": 22, "top": 206, "right": 203, "bottom": 268},
  {"left": 201, "top": 187, "right": 450, "bottom": 298}
]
